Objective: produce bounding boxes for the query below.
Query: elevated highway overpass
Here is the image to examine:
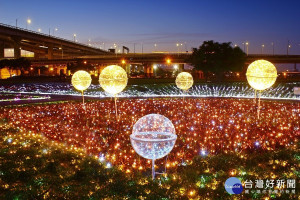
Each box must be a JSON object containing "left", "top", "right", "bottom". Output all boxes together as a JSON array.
[
  {"left": 0, "top": 23, "right": 111, "bottom": 59},
  {"left": 28, "top": 53, "right": 300, "bottom": 78},
  {"left": 30, "top": 53, "right": 300, "bottom": 66}
]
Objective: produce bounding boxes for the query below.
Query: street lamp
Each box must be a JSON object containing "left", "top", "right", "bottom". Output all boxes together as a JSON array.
[
  {"left": 245, "top": 42, "right": 249, "bottom": 56},
  {"left": 261, "top": 44, "right": 264, "bottom": 54},
  {"left": 53, "top": 28, "right": 58, "bottom": 36},
  {"left": 166, "top": 58, "right": 171, "bottom": 65},
  {"left": 73, "top": 34, "right": 77, "bottom": 42},
  {"left": 141, "top": 43, "right": 143, "bottom": 54},
  {"left": 271, "top": 42, "right": 274, "bottom": 55},
  {"left": 180, "top": 43, "right": 183, "bottom": 54},
  {"left": 26, "top": 18, "right": 31, "bottom": 29},
  {"left": 287, "top": 40, "right": 291, "bottom": 55},
  {"left": 59, "top": 47, "right": 63, "bottom": 59},
  {"left": 287, "top": 44, "right": 291, "bottom": 55},
  {"left": 153, "top": 64, "right": 157, "bottom": 77},
  {"left": 38, "top": 28, "right": 42, "bottom": 33}
]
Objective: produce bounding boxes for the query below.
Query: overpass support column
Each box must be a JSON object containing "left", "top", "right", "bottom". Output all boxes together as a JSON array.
[
  {"left": 294, "top": 63, "right": 297, "bottom": 72},
  {"left": 13, "top": 39, "right": 21, "bottom": 58},
  {"left": 125, "top": 64, "right": 130, "bottom": 74},
  {"left": 0, "top": 41, "right": 4, "bottom": 58},
  {"left": 145, "top": 66, "right": 150, "bottom": 78},
  {"left": 48, "top": 44, "right": 53, "bottom": 59},
  {"left": 179, "top": 64, "right": 184, "bottom": 72},
  {"left": 150, "top": 65, "right": 154, "bottom": 77},
  {"left": 143, "top": 66, "right": 147, "bottom": 77},
  {"left": 34, "top": 53, "right": 40, "bottom": 59}
]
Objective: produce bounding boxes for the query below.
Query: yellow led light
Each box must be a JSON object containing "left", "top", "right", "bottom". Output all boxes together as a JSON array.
[
  {"left": 246, "top": 60, "right": 277, "bottom": 91},
  {"left": 99, "top": 65, "right": 128, "bottom": 95},
  {"left": 71, "top": 70, "right": 92, "bottom": 91},
  {"left": 175, "top": 72, "right": 193, "bottom": 91}
]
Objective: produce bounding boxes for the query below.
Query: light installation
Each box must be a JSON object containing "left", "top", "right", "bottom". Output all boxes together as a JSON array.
[
  {"left": 175, "top": 72, "right": 194, "bottom": 91},
  {"left": 130, "top": 114, "right": 177, "bottom": 179},
  {"left": 71, "top": 70, "right": 92, "bottom": 105},
  {"left": 246, "top": 59, "right": 277, "bottom": 118},
  {"left": 99, "top": 65, "right": 128, "bottom": 118}
]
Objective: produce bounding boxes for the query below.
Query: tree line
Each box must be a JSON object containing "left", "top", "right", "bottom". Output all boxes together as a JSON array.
[
  {"left": 0, "top": 58, "right": 31, "bottom": 76},
  {"left": 188, "top": 40, "right": 247, "bottom": 81}
]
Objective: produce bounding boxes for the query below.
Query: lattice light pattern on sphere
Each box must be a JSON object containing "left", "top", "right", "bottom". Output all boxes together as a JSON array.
[
  {"left": 99, "top": 65, "right": 128, "bottom": 95},
  {"left": 175, "top": 72, "right": 194, "bottom": 91},
  {"left": 71, "top": 70, "right": 92, "bottom": 91},
  {"left": 130, "top": 114, "right": 177, "bottom": 160},
  {"left": 246, "top": 60, "right": 277, "bottom": 91}
]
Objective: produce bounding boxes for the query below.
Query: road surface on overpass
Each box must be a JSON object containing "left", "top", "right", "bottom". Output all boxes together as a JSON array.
[{"left": 0, "top": 23, "right": 111, "bottom": 59}]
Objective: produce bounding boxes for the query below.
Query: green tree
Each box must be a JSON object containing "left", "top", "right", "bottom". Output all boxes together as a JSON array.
[{"left": 188, "top": 40, "right": 246, "bottom": 81}]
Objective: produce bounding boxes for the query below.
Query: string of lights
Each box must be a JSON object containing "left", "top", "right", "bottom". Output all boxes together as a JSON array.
[{"left": 1, "top": 98, "right": 299, "bottom": 174}]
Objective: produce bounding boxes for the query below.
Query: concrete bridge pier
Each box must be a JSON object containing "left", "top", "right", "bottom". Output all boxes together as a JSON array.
[
  {"left": 47, "top": 44, "right": 53, "bottom": 59},
  {"left": 150, "top": 65, "right": 153, "bottom": 77},
  {"left": 0, "top": 41, "right": 4, "bottom": 58},
  {"left": 144, "top": 65, "right": 151, "bottom": 78},
  {"left": 13, "top": 38, "right": 21, "bottom": 58},
  {"left": 179, "top": 64, "right": 184, "bottom": 72},
  {"left": 125, "top": 64, "right": 130, "bottom": 74},
  {"left": 34, "top": 53, "right": 41, "bottom": 59},
  {"left": 143, "top": 65, "right": 153, "bottom": 77}
]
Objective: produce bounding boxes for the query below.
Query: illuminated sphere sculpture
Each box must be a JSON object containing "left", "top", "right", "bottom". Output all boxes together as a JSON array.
[
  {"left": 246, "top": 60, "right": 277, "bottom": 90},
  {"left": 175, "top": 72, "right": 194, "bottom": 91},
  {"left": 130, "top": 114, "right": 177, "bottom": 160},
  {"left": 71, "top": 70, "right": 92, "bottom": 91},
  {"left": 99, "top": 65, "right": 128, "bottom": 95}
]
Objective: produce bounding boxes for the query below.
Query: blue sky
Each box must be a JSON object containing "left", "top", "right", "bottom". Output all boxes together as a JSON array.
[{"left": 0, "top": 0, "right": 299, "bottom": 54}]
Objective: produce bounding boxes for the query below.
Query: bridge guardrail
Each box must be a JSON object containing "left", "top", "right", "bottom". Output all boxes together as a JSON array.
[{"left": 0, "top": 22, "right": 109, "bottom": 53}]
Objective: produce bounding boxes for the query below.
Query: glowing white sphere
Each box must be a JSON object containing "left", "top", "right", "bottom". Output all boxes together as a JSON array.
[
  {"left": 99, "top": 65, "right": 128, "bottom": 95},
  {"left": 175, "top": 72, "right": 194, "bottom": 91},
  {"left": 246, "top": 60, "right": 277, "bottom": 91},
  {"left": 71, "top": 70, "right": 92, "bottom": 91},
  {"left": 130, "top": 114, "right": 177, "bottom": 160}
]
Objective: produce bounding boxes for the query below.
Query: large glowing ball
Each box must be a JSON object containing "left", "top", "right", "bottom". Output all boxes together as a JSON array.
[
  {"left": 99, "top": 65, "right": 128, "bottom": 95},
  {"left": 130, "top": 114, "right": 177, "bottom": 160},
  {"left": 246, "top": 60, "right": 277, "bottom": 91},
  {"left": 175, "top": 72, "right": 194, "bottom": 91},
  {"left": 71, "top": 70, "right": 92, "bottom": 91}
]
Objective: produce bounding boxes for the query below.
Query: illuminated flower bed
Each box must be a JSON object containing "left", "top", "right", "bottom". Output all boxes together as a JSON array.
[
  {"left": 0, "top": 125, "right": 298, "bottom": 199},
  {"left": 1, "top": 98, "right": 299, "bottom": 176}
]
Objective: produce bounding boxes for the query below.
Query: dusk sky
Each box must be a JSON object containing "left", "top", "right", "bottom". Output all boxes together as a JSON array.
[{"left": 0, "top": 0, "right": 300, "bottom": 54}]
